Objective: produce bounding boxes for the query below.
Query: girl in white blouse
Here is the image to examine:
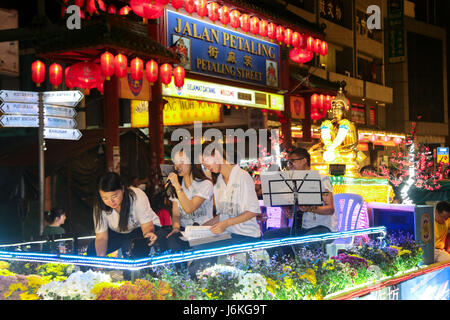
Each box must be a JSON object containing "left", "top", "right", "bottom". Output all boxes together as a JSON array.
[{"left": 165, "top": 150, "right": 214, "bottom": 252}]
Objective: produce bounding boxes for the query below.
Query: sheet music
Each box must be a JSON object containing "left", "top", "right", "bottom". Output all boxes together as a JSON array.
[{"left": 181, "top": 226, "right": 230, "bottom": 240}]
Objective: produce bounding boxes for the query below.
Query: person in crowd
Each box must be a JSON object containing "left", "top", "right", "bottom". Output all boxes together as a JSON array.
[
  {"left": 434, "top": 201, "right": 450, "bottom": 263},
  {"left": 200, "top": 141, "right": 262, "bottom": 247},
  {"left": 165, "top": 149, "right": 214, "bottom": 252},
  {"left": 149, "top": 192, "right": 172, "bottom": 227},
  {"left": 86, "top": 172, "right": 168, "bottom": 258},
  {"left": 42, "top": 207, "right": 67, "bottom": 253},
  {"left": 263, "top": 147, "right": 336, "bottom": 259}
]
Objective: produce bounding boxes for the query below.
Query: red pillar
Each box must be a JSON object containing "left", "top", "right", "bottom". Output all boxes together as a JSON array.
[
  {"left": 147, "top": 20, "right": 165, "bottom": 194},
  {"left": 302, "top": 93, "right": 312, "bottom": 142},
  {"left": 280, "top": 47, "right": 292, "bottom": 150},
  {"left": 103, "top": 76, "right": 120, "bottom": 173}
]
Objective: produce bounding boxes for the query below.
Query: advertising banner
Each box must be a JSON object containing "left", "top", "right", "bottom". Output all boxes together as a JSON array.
[
  {"left": 131, "top": 97, "right": 222, "bottom": 127},
  {"left": 163, "top": 78, "right": 284, "bottom": 111}
]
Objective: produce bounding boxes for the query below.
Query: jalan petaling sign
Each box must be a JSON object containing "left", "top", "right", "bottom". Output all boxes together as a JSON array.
[{"left": 166, "top": 10, "right": 280, "bottom": 88}]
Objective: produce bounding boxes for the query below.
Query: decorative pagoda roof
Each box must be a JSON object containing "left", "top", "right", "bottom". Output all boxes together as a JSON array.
[{"left": 33, "top": 15, "right": 180, "bottom": 64}]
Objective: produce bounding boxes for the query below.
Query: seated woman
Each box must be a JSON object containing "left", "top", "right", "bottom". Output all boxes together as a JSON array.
[
  {"left": 199, "top": 141, "right": 262, "bottom": 248},
  {"left": 165, "top": 149, "right": 214, "bottom": 252},
  {"left": 42, "top": 207, "right": 67, "bottom": 253},
  {"left": 86, "top": 172, "right": 169, "bottom": 258}
]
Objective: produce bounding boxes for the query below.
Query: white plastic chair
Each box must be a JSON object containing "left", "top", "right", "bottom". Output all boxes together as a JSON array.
[{"left": 326, "top": 193, "right": 364, "bottom": 257}]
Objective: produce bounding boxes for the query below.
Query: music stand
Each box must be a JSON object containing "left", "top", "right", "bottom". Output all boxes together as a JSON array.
[{"left": 260, "top": 170, "right": 324, "bottom": 242}]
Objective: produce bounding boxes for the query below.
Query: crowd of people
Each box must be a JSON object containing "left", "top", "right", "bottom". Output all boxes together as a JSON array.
[{"left": 40, "top": 145, "right": 450, "bottom": 268}]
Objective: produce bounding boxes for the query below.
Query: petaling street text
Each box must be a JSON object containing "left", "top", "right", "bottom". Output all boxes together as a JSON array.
[{"left": 196, "top": 58, "right": 263, "bottom": 82}]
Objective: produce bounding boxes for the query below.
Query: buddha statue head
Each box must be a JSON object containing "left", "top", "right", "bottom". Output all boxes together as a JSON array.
[{"left": 330, "top": 87, "right": 350, "bottom": 121}]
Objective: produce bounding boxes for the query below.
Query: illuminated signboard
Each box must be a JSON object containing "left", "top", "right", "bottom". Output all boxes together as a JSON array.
[
  {"left": 131, "top": 97, "right": 222, "bottom": 127},
  {"left": 166, "top": 10, "right": 280, "bottom": 88},
  {"left": 162, "top": 78, "right": 284, "bottom": 111},
  {"left": 437, "top": 147, "right": 449, "bottom": 164}
]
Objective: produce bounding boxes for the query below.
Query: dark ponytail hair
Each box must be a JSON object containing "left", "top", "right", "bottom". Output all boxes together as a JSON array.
[
  {"left": 94, "top": 172, "right": 135, "bottom": 232},
  {"left": 44, "top": 207, "right": 65, "bottom": 224},
  {"left": 180, "top": 146, "right": 212, "bottom": 184}
]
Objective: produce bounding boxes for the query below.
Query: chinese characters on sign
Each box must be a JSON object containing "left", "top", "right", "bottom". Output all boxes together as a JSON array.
[
  {"left": 167, "top": 10, "right": 280, "bottom": 88},
  {"left": 388, "top": 0, "right": 405, "bottom": 63},
  {"left": 319, "top": 0, "right": 344, "bottom": 26}
]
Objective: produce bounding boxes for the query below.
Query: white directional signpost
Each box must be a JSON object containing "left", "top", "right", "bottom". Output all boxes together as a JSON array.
[{"left": 0, "top": 89, "right": 84, "bottom": 233}]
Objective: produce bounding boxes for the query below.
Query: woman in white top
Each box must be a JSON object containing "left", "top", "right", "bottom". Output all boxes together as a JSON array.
[
  {"left": 86, "top": 172, "right": 168, "bottom": 257},
  {"left": 199, "top": 141, "right": 262, "bottom": 249},
  {"left": 165, "top": 150, "right": 214, "bottom": 252}
]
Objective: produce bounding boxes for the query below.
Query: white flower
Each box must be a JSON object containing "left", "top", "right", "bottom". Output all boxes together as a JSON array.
[{"left": 37, "top": 270, "right": 112, "bottom": 300}]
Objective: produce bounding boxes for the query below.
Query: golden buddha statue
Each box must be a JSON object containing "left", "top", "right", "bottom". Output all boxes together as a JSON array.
[{"left": 308, "top": 87, "right": 364, "bottom": 177}]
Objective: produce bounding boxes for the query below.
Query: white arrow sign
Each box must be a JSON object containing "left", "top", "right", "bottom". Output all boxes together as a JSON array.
[
  {"left": 44, "top": 128, "right": 82, "bottom": 140},
  {"left": 42, "top": 91, "right": 83, "bottom": 107},
  {"left": 0, "top": 102, "right": 77, "bottom": 118},
  {"left": 0, "top": 90, "right": 38, "bottom": 104},
  {"left": 0, "top": 102, "right": 39, "bottom": 115},
  {"left": 0, "top": 90, "right": 83, "bottom": 107},
  {"left": 0, "top": 115, "right": 77, "bottom": 129},
  {"left": 44, "top": 105, "right": 77, "bottom": 118},
  {"left": 0, "top": 115, "right": 38, "bottom": 127}
]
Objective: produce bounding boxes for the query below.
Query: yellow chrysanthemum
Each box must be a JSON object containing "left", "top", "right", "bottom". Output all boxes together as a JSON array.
[
  {"left": 283, "top": 277, "right": 294, "bottom": 289},
  {"left": 398, "top": 249, "right": 412, "bottom": 256},
  {"left": 313, "top": 289, "right": 323, "bottom": 300},
  {"left": 26, "top": 275, "right": 48, "bottom": 289},
  {"left": 0, "top": 261, "right": 9, "bottom": 269},
  {"left": 4, "top": 283, "right": 27, "bottom": 298},
  {"left": 20, "top": 292, "right": 40, "bottom": 300},
  {"left": 282, "top": 266, "right": 292, "bottom": 272},
  {"left": 0, "top": 269, "right": 16, "bottom": 277}
]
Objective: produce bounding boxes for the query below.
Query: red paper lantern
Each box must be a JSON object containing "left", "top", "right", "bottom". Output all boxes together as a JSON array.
[
  {"left": 207, "top": 2, "right": 220, "bottom": 23},
  {"left": 145, "top": 59, "right": 159, "bottom": 84},
  {"left": 320, "top": 41, "right": 328, "bottom": 56},
  {"left": 158, "top": 0, "right": 170, "bottom": 5},
  {"left": 267, "top": 22, "right": 276, "bottom": 40},
  {"left": 171, "top": 0, "right": 184, "bottom": 10},
  {"left": 306, "top": 36, "right": 314, "bottom": 52},
  {"left": 230, "top": 10, "right": 240, "bottom": 29},
  {"left": 160, "top": 63, "right": 173, "bottom": 85},
  {"left": 49, "top": 63, "right": 63, "bottom": 88},
  {"left": 250, "top": 16, "right": 260, "bottom": 35},
  {"left": 276, "top": 25, "right": 285, "bottom": 44},
  {"left": 100, "top": 51, "right": 115, "bottom": 80},
  {"left": 291, "top": 31, "right": 300, "bottom": 48},
  {"left": 259, "top": 19, "right": 268, "bottom": 37},
  {"left": 31, "top": 60, "right": 45, "bottom": 87},
  {"left": 240, "top": 14, "right": 250, "bottom": 33},
  {"left": 196, "top": 0, "right": 208, "bottom": 18},
  {"left": 284, "top": 28, "right": 293, "bottom": 46},
  {"left": 107, "top": 4, "right": 117, "bottom": 14},
  {"left": 70, "top": 61, "right": 103, "bottom": 91},
  {"left": 119, "top": 5, "right": 131, "bottom": 15},
  {"left": 130, "top": 57, "right": 144, "bottom": 81},
  {"left": 173, "top": 66, "right": 185, "bottom": 88},
  {"left": 184, "top": 0, "right": 196, "bottom": 15},
  {"left": 313, "top": 38, "right": 322, "bottom": 54},
  {"left": 219, "top": 5, "right": 230, "bottom": 25},
  {"left": 310, "top": 94, "right": 321, "bottom": 120},
  {"left": 298, "top": 33, "right": 307, "bottom": 49},
  {"left": 289, "top": 48, "right": 314, "bottom": 64},
  {"left": 86, "top": 0, "right": 97, "bottom": 15},
  {"left": 143, "top": 1, "right": 164, "bottom": 19},
  {"left": 75, "top": 0, "right": 85, "bottom": 7},
  {"left": 394, "top": 137, "right": 403, "bottom": 145},
  {"left": 65, "top": 67, "right": 76, "bottom": 89},
  {"left": 114, "top": 53, "right": 128, "bottom": 78},
  {"left": 97, "top": 0, "right": 106, "bottom": 11}
]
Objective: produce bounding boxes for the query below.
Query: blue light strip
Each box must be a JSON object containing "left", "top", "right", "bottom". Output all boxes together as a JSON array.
[
  {"left": 0, "top": 236, "right": 96, "bottom": 248},
  {"left": 0, "top": 227, "right": 386, "bottom": 271}
]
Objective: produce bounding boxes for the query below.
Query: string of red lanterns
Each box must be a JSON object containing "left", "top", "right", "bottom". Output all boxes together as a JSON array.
[
  {"left": 31, "top": 53, "right": 185, "bottom": 92},
  {"left": 311, "top": 94, "right": 335, "bottom": 121}
]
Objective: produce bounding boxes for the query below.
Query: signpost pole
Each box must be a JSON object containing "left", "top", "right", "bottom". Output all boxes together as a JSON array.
[{"left": 38, "top": 91, "right": 45, "bottom": 235}]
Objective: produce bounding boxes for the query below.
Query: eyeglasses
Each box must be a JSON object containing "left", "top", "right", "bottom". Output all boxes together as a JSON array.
[{"left": 287, "top": 158, "right": 305, "bottom": 165}]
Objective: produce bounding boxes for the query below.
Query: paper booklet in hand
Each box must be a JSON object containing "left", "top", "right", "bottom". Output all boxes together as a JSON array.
[{"left": 180, "top": 226, "right": 231, "bottom": 247}]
